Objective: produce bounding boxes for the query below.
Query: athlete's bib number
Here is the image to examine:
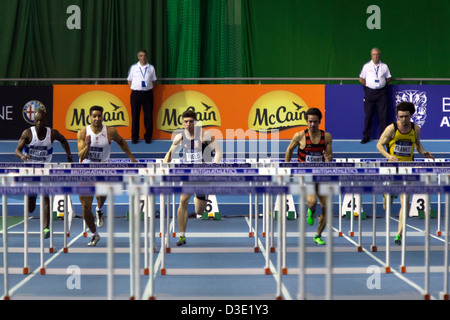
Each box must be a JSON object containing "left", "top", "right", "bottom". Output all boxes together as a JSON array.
[
  {"left": 393, "top": 141, "right": 413, "bottom": 158},
  {"left": 305, "top": 152, "right": 323, "bottom": 162},
  {"left": 89, "top": 147, "right": 104, "bottom": 162},
  {"left": 186, "top": 152, "right": 202, "bottom": 162}
]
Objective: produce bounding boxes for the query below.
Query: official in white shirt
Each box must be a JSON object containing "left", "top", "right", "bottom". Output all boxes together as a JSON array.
[
  {"left": 359, "top": 48, "right": 392, "bottom": 144},
  {"left": 127, "top": 50, "right": 157, "bottom": 144}
]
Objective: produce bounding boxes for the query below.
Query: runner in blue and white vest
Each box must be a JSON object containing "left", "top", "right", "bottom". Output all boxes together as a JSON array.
[
  {"left": 15, "top": 109, "right": 73, "bottom": 239},
  {"left": 163, "top": 109, "right": 223, "bottom": 246}
]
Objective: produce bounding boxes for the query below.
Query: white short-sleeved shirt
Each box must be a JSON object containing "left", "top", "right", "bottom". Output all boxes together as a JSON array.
[
  {"left": 127, "top": 62, "right": 157, "bottom": 91},
  {"left": 359, "top": 60, "right": 392, "bottom": 90}
]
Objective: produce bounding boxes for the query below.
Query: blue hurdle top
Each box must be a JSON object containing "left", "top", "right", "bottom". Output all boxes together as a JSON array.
[
  {"left": 0, "top": 185, "right": 96, "bottom": 195},
  {"left": 340, "top": 184, "right": 450, "bottom": 194},
  {"left": 148, "top": 185, "right": 289, "bottom": 195},
  {"left": 169, "top": 168, "right": 259, "bottom": 175},
  {"left": 49, "top": 169, "right": 140, "bottom": 175},
  {"left": 162, "top": 175, "right": 272, "bottom": 182},
  {"left": 0, "top": 163, "right": 45, "bottom": 168},
  {"left": 13, "top": 175, "right": 124, "bottom": 183}
]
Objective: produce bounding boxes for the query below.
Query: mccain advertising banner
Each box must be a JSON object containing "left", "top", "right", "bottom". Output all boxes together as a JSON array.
[
  {"left": 326, "top": 84, "right": 450, "bottom": 140},
  {"left": 53, "top": 85, "right": 131, "bottom": 139},
  {"left": 0, "top": 86, "right": 53, "bottom": 140},
  {"left": 155, "top": 85, "right": 325, "bottom": 140},
  {"left": 52, "top": 84, "right": 325, "bottom": 140}
]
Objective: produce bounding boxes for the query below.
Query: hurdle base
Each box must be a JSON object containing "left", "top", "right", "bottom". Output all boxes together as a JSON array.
[
  {"left": 357, "top": 246, "right": 362, "bottom": 252},
  {"left": 401, "top": 266, "right": 406, "bottom": 273},
  {"left": 440, "top": 292, "right": 449, "bottom": 300},
  {"left": 3, "top": 296, "right": 10, "bottom": 300},
  {"left": 40, "top": 268, "right": 46, "bottom": 275},
  {"left": 254, "top": 247, "right": 259, "bottom": 253},
  {"left": 49, "top": 247, "right": 54, "bottom": 253},
  {"left": 161, "top": 268, "right": 166, "bottom": 275},
  {"left": 265, "top": 268, "right": 271, "bottom": 275},
  {"left": 144, "top": 268, "right": 149, "bottom": 276},
  {"left": 63, "top": 247, "right": 68, "bottom": 253},
  {"left": 371, "top": 245, "right": 377, "bottom": 252},
  {"left": 424, "top": 294, "right": 431, "bottom": 300},
  {"left": 282, "top": 268, "right": 288, "bottom": 275},
  {"left": 23, "top": 267, "right": 29, "bottom": 275},
  {"left": 385, "top": 267, "right": 391, "bottom": 273}
]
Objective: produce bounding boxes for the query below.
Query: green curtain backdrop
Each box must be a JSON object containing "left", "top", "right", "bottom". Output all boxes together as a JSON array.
[
  {"left": 166, "top": 0, "right": 243, "bottom": 82},
  {"left": 0, "top": 0, "right": 166, "bottom": 83},
  {"left": 242, "top": 0, "right": 450, "bottom": 82},
  {"left": 1, "top": 0, "right": 450, "bottom": 83}
]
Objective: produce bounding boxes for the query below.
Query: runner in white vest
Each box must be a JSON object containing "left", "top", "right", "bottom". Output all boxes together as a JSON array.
[
  {"left": 15, "top": 110, "right": 73, "bottom": 238},
  {"left": 77, "top": 105, "right": 137, "bottom": 246},
  {"left": 163, "top": 109, "right": 222, "bottom": 246}
]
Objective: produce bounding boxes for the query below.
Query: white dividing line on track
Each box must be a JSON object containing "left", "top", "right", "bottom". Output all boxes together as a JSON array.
[
  {"left": 7, "top": 231, "right": 86, "bottom": 298},
  {"left": 141, "top": 216, "right": 292, "bottom": 300},
  {"left": 329, "top": 224, "right": 438, "bottom": 300},
  {"left": 390, "top": 216, "right": 446, "bottom": 243}
]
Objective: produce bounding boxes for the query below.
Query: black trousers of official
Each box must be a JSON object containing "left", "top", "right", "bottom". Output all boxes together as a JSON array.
[
  {"left": 363, "top": 86, "right": 388, "bottom": 140},
  {"left": 130, "top": 89, "right": 154, "bottom": 142}
]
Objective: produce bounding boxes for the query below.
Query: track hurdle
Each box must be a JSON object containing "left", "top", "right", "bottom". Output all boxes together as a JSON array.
[
  {"left": 145, "top": 183, "right": 289, "bottom": 299},
  {"left": 0, "top": 184, "right": 111, "bottom": 299},
  {"left": 340, "top": 183, "right": 450, "bottom": 300},
  {"left": 158, "top": 163, "right": 265, "bottom": 252}
]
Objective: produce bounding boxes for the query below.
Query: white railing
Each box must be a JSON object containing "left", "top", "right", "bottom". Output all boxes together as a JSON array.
[{"left": 2, "top": 77, "right": 450, "bottom": 85}]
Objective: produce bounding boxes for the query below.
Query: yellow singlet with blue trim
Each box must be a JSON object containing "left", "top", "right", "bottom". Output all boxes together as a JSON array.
[{"left": 388, "top": 122, "right": 416, "bottom": 161}]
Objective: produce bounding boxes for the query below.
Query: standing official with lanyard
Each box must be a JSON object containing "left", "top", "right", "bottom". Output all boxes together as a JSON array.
[
  {"left": 127, "top": 50, "right": 157, "bottom": 144},
  {"left": 359, "top": 47, "right": 392, "bottom": 144}
]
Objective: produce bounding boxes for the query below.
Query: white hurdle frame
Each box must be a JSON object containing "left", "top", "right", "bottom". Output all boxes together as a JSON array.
[
  {"left": 339, "top": 183, "right": 450, "bottom": 300},
  {"left": 2, "top": 161, "right": 450, "bottom": 300}
]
